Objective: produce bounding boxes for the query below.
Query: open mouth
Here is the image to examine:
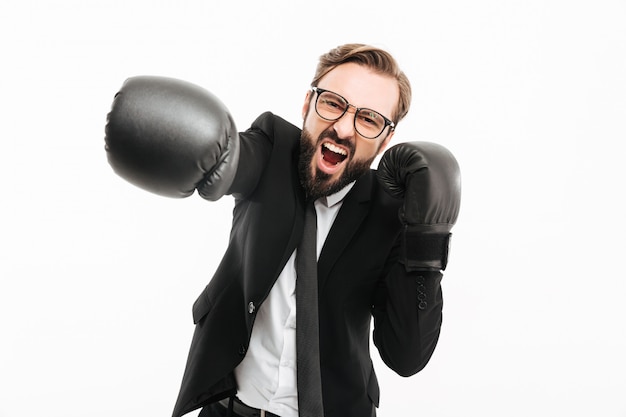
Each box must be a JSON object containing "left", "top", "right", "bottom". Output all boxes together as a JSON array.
[{"left": 321, "top": 142, "right": 348, "bottom": 165}]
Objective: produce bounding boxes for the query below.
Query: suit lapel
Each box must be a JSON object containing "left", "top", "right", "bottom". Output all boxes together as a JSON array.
[{"left": 317, "top": 172, "right": 373, "bottom": 290}]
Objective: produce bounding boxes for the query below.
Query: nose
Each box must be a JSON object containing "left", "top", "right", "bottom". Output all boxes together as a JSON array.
[{"left": 332, "top": 106, "right": 357, "bottom": 140}]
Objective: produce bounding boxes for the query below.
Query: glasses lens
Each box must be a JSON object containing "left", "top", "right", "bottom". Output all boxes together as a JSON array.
[
  {"left": 355, "top": 109, "right": 386, "bottom": 138},
  {"left": 316, "top": 91, "right": 347, "bottom": 120}
]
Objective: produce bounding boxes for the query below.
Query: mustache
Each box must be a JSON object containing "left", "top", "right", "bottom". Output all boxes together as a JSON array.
[{"left": 317, "top": 127, "right": 355, "bottom": 154}]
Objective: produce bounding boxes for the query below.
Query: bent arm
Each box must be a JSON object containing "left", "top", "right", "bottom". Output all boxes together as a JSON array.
[
  {"left": 372, "top": 245, "right": 444, "bottom": 377},
  {"left": 372, "top": 141, "right": 460, "bottom": 376}
]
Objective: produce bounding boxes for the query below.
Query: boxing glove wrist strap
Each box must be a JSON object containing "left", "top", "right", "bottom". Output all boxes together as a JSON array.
[{"left": 401, "top": 229, "right": 451, "bottom": 271}]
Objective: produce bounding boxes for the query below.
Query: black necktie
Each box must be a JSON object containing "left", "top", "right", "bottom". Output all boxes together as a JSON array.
[{"left": 296, "top": 202, "right": 324, "bottom": 417}]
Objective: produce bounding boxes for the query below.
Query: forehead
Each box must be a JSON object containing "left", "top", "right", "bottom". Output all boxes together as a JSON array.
[{"left": 317, "top": 62, "right": 399, "bottom": 117}]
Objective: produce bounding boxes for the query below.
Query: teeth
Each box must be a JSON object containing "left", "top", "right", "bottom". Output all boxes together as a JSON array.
[{"left": 323, "top": 142, "right": 347, "bottom": 155}]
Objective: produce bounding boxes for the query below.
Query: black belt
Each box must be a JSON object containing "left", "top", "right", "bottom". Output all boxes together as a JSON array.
[{"left": 218, "top": 397, "right": 281, "bottom": 417}]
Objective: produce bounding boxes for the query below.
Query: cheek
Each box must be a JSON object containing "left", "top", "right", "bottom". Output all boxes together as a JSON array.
[
  {"left": 304, "top": 118, "right": 333, "bottom": 145},
  {"left": 303, "top": 112, "right": 318, "bottom": 136},
  {"left": 354, "top": 140, "right": 379, "bottom": 161}
]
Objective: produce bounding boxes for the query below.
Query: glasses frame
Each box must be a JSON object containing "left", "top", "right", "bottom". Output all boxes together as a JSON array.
[{"left": 311, "top": 87, "right": 396, "bottom": 139}]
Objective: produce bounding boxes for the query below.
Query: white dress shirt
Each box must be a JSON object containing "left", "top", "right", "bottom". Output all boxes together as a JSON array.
[{"left": 233, "top": 183, "right": 355, "bottom": 417}]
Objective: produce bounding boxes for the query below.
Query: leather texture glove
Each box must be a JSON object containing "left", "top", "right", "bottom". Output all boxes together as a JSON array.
[
  {"left": 105, "top": 76, "right": 239, "bottom": 200},
  {"left": 377, "top": 141, "right": 461, "bottom": 270}
]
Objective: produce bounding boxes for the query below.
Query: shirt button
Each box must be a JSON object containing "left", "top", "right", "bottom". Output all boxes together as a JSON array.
[{"left": 248, "top": 302, "right": 256, "bottom": 314}]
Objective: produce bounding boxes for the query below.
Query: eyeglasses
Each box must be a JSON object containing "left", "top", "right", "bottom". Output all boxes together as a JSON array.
[{"left": 311, "top": 87, "right": 395, "bottom": 139}]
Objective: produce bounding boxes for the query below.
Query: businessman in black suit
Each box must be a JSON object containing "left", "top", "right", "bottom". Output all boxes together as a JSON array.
[{"left": 105, "top": 43, "right": 461, "bottom": 417}]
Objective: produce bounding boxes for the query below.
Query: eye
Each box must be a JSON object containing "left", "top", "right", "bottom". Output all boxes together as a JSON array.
[
  {"left": 357, "top": 110, "right": 384, "bottom": 128},
  {"left": 319, "top": 94, "right": 346, "bottom": 112}
]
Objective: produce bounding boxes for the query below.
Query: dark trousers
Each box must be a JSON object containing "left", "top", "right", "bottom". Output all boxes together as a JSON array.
[
  {"left": 198, "top": 397, "right": 280, "bottom": 417},
  {"left": 198, "top": 401, "right": 233, "bottom": 417},
  {"left": 199, "top": 397, "right": 377, "bottom": 417}
]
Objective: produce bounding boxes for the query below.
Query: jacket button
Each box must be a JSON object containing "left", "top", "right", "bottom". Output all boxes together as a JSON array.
[
  {"left": 248, "top": 302, "right": 256, "bottom": 314},
  {"left": 238, "top": 344, "right": 247, "bottom": 356}
]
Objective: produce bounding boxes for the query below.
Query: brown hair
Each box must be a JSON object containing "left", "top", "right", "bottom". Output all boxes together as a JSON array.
[{"left": 311, "top": 43, "right": 412, "bottom": 123}]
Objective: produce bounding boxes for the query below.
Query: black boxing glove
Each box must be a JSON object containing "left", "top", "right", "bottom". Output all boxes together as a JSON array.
[
  {"left": 377, "top": 141, "right": 461, "bottom": 271},
  {"left": 104, "top": 76, "right": 239, "bottom": 200}
]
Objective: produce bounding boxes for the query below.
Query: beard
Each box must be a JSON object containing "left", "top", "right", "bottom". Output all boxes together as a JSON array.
[{"left": 298, "top": 126, "right": 379, "bottom": 202}]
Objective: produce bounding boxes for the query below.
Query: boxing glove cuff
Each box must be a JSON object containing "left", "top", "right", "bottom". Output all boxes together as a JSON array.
[{"left": 401, "top": 229, "right": 451, "bottom": 271}]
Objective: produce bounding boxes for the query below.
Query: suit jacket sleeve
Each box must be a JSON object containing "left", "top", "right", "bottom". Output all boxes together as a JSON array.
[
  {"left": 227, "top": 112, "right": 277, "bottom": 199},
  {"left": 371, "top": 238, "right": 444, "bottom": 377}
]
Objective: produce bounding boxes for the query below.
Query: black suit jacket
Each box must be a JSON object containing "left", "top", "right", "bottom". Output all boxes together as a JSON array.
[{"left": 172, "top": 112, "right": 444, "bottom": 417}]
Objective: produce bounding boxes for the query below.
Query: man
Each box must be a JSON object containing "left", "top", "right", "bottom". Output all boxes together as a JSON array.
[{"left": 105, "top": 43, "right": 461, "bottom": 417}]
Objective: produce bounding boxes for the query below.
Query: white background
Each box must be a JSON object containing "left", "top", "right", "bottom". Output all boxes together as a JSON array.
[{"left": 1, "top": 1, "right": 625, "bottom": 416}]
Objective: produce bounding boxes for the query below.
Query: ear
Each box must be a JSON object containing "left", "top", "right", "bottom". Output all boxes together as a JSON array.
[
  {"left": 377, "top": 130, "right": 395, "bottom": 155},
  {"left": 302, "top": 90, "right": 313, "bottom": 120}
]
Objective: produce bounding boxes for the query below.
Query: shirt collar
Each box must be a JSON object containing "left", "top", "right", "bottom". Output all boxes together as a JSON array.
[{"left": 318, "top": 181, "right": 356, "bottom": 208}]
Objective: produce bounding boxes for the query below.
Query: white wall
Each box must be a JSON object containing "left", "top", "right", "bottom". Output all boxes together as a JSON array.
[{"left": 1, "top": 1, "right": 625, "bottom": 416}]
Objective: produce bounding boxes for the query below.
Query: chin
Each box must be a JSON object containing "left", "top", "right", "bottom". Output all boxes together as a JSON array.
[{"left": 298, "top": 127, "right": 373, "bottom": 201}]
